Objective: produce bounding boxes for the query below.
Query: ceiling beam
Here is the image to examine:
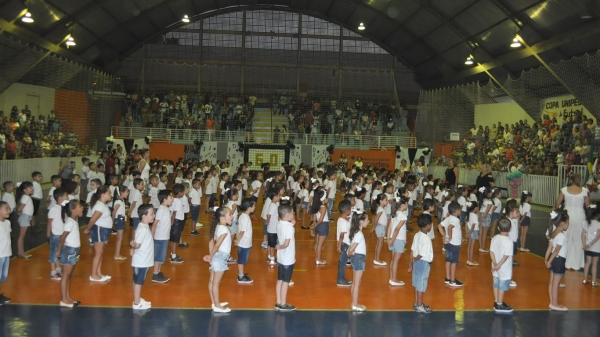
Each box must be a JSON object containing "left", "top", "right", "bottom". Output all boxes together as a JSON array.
[{"left": 429, "top": 18, "right": 600, "bottom": 88}]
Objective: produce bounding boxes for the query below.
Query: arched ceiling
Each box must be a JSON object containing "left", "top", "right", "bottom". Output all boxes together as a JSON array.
[{"left": 1, "top": 0, "right": 600, "bottom": 89}]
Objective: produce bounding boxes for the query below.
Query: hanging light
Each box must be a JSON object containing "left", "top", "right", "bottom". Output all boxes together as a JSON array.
[
  {"left": 358, "top": 22, "right": 365, "bottom": 30},
  {"left": 22, "top": 11, "right": 33, "bottom": 23},
  {"left": 510, "top": 37, "right": 521, "bottom": 48},
  {"left": 182, "top": 15, "right": 190, "bottom": 23},
  {"left": 465, "top": 57, "right": 473, "bottom": 65},
  {"left": 65, "top": 36, "right": 76, "bottom": 48}
]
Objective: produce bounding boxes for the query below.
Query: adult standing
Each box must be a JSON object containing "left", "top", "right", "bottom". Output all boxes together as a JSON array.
[
  {"left": 58, "top": 149, "right": 74, "bottom": 183},
  {"left": 476, "top": 164, "right": 496, "bottom": 190},
  {"left": 338, "top": 153, "right": 348, "bottom": 173},
  {"left": 138, "top": 149, "right": 151, "bottom": 183},
  {"left": 105, "top": 152, "right": 116, "bottom": 184},
  {"left": 445, "top": 158, "right": 459, "bottom": 190},
  {"left": 354, "top": 156, "right": 364, "bottom": 170},
  {"left": 554, "top": 174, "right": 589, "bottom": 270}
]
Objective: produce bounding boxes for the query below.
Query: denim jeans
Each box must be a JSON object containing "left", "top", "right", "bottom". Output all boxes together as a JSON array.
[
  {"left": 327, "top": 198, "right": 334, "bottom": 219},
  {"left": 337, "top": 242, "right": 349, "bottom": 282}
]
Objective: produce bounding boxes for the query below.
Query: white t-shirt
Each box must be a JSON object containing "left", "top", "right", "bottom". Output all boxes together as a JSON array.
[
  {"left": 519, "top": 202, "right": 531, "bottom": 217},
  {"left": 300, "top": 189, "right": 309, "bottom": 203},
  {"left": 242, "top": 178, "right": 248, "bottom": 191},
  {"left": 481, "top": 199, "right": 493, "bottom": 215},
  {"left": 586, "top": 220, "right": 600, "bottom": 253},
  {"left": 287, "top": 176, "right": 294, "bottom": 191},
  {"left": 467, "top": 212, "right": 479, "bottom": 232},
  {"left": 215, "top": 225, "right": 232, "bottom": 254},
  {"left": 261, "top": 198, "right": 272, "bottom": 220},
  {"left": 158, "top": 182, "right": 166, "bottom": 190},
  {"left": 372, "top": 189, "right": 381, "bottom": 202},
  {"left": 327, "top": 179, "right": 336, "bottom": 199},
  {"left": 47, "top": 187, "right": 57, "bottom": 210},
  {"left": 251, "top": 181, "right": 262, "bottom": 197},
  {"left": 91, "top": 202, "right": 112, "bottom": 228},
  {"left": 205, "top": 177, "right": 215, "bottom": 194},
  {"left": 490, "top": 235, "right": 513, "bottom": 280},
  {"left": 219, "top": 181, "right": 226, "bottom": 195},
  {"left": 411, "top": 231, "right": 433, "bottom": 262},
  {"left": 154, "top": 205, "right": 172, "bottom": 240},
  {"left": 20, "top": 195, "right": 33, "bottom": 216},
  {"left": 384, "top": 193, "right": 394, "bottom": 214},
  {"left": 226, "top": 200, "right": 238, "bottom": 220},
  {"left": 442, "top": 201, "right": 450, "bottom": 219},
  {"left": 181, "top": 196, "right": 190, "bottom": 213},
  {"left": 2, "top": 193, "right": 15, "bottom": 212},
  {"left": 408, "top": 190, "right": 416, "bottom": 206},
  {"left": 318, "top": 206, "right": 329, "bottom": 223},
  {"left": 364, "top": 184, "right": 372, "bottom": 202},
  {"left": 189, "top": 188, "right": 201, "bottom": 205},
  {"left": 82, "top": 165, "right": 90, "bottom": 180},
  {"left": 129, "top": 189, "right": 143, "bottom": 218},
  {"left": 210, "top": 176, "right": 218, "bottom": 194},
  {"left": 377, "top": 206, "right": 388, "bottom": 226},
  {"left": 175, "top": 177, "right": 183, "bottom": 184},
  {"left": 354, "top": 199, "right": 364, "bottom": 212},
  {"left": 114, "top": 200, "right": 126, "bottom": 218},
  {"left": 132, "top": 223, "right": 154, "bottom": 268},
  {"left": 48, "top": 205, "right": 65, "bottom": 236},
  {"left": 469, "top": 194, "right": 478, "bottom": 202},
  {"left": 390, "top": 211, "right": 407, "bottom": 241},
  {"left": 552, "top": 232, "right": 568, "bottom": 258},
  {"left": 170, "top": 198, "right": 184, "bottom": 220},
  {"left": 445, "top": 215, "right": 461, "bottom": 245},
  {"left": 457, "top": 196, "right": 467, "bottom": 212},
  {"left": 351, "top": 231, "right": 366, "bottom": 255},
  {"left": 32, "top": 181, "right": 43, "bottom": 199},
  {"left": 336, "top": 217, "right": 351, "bottom": 245},
  {"left": 508, "top": 218, "right": 518, "bottom": 242},
  {"left": 0, "top": 220, "right": 12, "bottom": 258},
  {"left": 149, "top": 186, "right": 160, "bottom": 209},
  {"left": 493, "top": 198, "right": 502, "bottom": 214},
  {"left": 267, "top": 202, "right": 279, "bottom": 234},
  {"left": 277, "top": 220, "right": 296, "bottom": 265},
  {"left": 86, "top": 190, "right": 96, "bottom": 217},
  {"left": 237, "top": 213, "right": 253, "bottom": 248},
  {"left": 63, "top": 218, "right": 81, "bottom": 248}
]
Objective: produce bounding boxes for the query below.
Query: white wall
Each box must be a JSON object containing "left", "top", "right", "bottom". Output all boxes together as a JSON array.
[
  {"left": 0, "top": 83, "right": 55, "bottom": 118},
  {"left": 474, "top": 102, "right": 534, "bottom": 129}
]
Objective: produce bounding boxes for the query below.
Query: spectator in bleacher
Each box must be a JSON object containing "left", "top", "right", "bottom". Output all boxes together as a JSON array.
[
  {"left": 445, "top": 158, "right": 459, "bottom": 190},
  {"left": 58, "top": 149, "right": 74, "bottom": 182},
  {"left": 0, "top": 130, "right": 5, "bottom": 160}
]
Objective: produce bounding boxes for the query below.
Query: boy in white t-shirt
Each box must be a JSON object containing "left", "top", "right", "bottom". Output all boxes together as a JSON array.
[
  {"left": 169, "top": 184, "right": 185, "bottom": 263},
  {"left": 189, "top": 179, "right": 203, "bottom": 234},
  {"left": 0, "top": 201, "right": 12, "bottom": 304},
  {"left": 130, "top": 204, "right": 155, "bottom": 310},
  {"left": 443, "top": 202, "right": 463, "bottom": 287},
  {"left": 129, "top": 178, "right": 144, "bottom": 231},
  {"left": 158, "top": 172, "right": 168, "bottom": 190},
  {"left": 336, "top": 200, "right": 353, "bottom": 287},
  {"left": 266, "top": 191, "right": 281, "bottom": 265},
  {"left": 275, "top": 204, "right": 296, "bottom": 311},
  {"left": 410, "top": 213, "right": 434, "bottom": 314},
  {"left": 151, "top": 190, "right": 173, "bottom": 283},
  {"left": 490, "top": 219, "right": 514, "bottom": 313},
  {"left": 46, "top": 175, "right": 62, "bottom": 211},
  {"left": 148, "top": 175, "right": 160, "bottom": 210},
  {"left": 325, "top": 170, "right": 337, "bottom": 219},
  {"left": 31, "top": 171, "right": 43, "bottom": 232},
  {"left": 235, "top": 198, "right": 255, "bottom": 284},
  {"left": 47, "top": 189, "right": 68, "bottom": 280}
]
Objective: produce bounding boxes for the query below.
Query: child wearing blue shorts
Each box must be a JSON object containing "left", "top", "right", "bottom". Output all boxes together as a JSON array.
[
  {"left": 410, "top": 213, "right": 434, "bottom": 314},
  {"left": 236, "top": 198, "right": 256, "bottom": 284},
  {"left": 131, "top": 205, "right": 155, "bottom": 310},
  {"left": 112, "top": 186, "right": 129, "bottom": 261},
  {"left": 152, "top": 190, "right": 173, "bottom": 283},
  {"left": 490, "top": 219, "right": 514, "bottom": 313}
]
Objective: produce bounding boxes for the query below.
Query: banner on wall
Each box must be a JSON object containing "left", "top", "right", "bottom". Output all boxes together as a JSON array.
[
  {"left": 331, "top": 150, "right": 396, "bottom": 170},
  {"left": 540, "top": 94, "right": 588, "bottom": 119}
]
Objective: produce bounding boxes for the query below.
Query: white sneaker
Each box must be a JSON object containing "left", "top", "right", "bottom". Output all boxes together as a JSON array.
[
  {"left": 510, "top": 281, "right": 517, "bottom": 287},
  {"left": 212, "top": 304, "right": 232, "bottom": 313},
  {"left": 466, "top": 261, "right": 479, "bottom": 266},
  {"left": 133, "top": 301, "right": 152, "bottom": 310},
  {"left": 559, "top": 283, "right": 566, "bottom": 288},
  {"left": 519, "top": 247, "right": 530, "bottom": 252},
  {"left": 261, "top": 241, "right": 268, "bottom": 249},
  {"left": 389, "top": 280, "right": 405, "bottom": 286},
  {"left": 479, "top": 249, "right": 489, "bottom": 253},
  {"left": 289, "top": 280, "right": 295, "bottom": 286},
  {"left": 442, "top": 248, "right": 446, "bottom": 252},
  {"left": 140, "top": 298, "right": 151, "bottom": 305},
  {"left": 373, "top": 260, "right": 387, "bottom": 266},
  {"left": 196, "top": 222, "right": 203, "bottom": 227}
]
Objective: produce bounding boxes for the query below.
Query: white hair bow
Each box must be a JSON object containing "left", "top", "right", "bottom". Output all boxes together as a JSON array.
[
  {"left": 266, "top": 178, "right": 273, "bottom": 182},
  {"left": 61, "top": 200, "right": 69, "bottom": 207},
  {"left": 458, "top": 185, "right": 464, "bottom": 188},
  {"left": 224, "top": 188, "right": 230, "bottom": 193},
  {"left": 550, "top": 210, "right": 558, "bottom": 219},
  {"left": 443, "top": 191, "right": 449, "bottom": 197},
  {"left": 212, "top": 206, "right": 219, "bottom": 211},
  {"left": 523, "top": 190, "right": 529, "bottom": 194},
  {"left": 16, "top": 182, "right": 22, "bottom": 187},
  {"left": 395, "top": 196, "right": 401, "bottom": 202},
  {"left": 348, "top": 191, "right": 355, "bottom": 195},
  {"left": 346, "top": 178, "right": 352, "bottom": 182},
  {"left": 466, "top": 202, "right": 472, "bottom": 207},
  {"left": 281, "top": 196, "right": 290, "bottom": 201},
  {"left": 356, "top": 187, "right": 362, "bottom": 192},
  {"left": 435, "top": 186, "right": 440, "bottom": 193},
  {"left": 351, "top": 207, "right": 363, "bottom": 215},
  {"left": 423, "top": 182, "right": 428, "bottom": 186},
  {"left": 590, "top": 204, "right": 597, "bottom": 209},
  {"left": 311, "top": 178, "right": 317, "bottom": 183},
  {"left": 478, "top": 186, "right": 486, "bottom": 193}
]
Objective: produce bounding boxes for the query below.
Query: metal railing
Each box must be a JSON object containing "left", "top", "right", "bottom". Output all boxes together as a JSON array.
[{"left": 111, "top": 126, "right": 416, "bottom": 148}]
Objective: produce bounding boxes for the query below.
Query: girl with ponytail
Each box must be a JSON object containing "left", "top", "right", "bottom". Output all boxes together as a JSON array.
[
  {"left": 84, "top": 186, "right": 113, "bottom": 282},
  {"left": 56, "top": 200, "right": 83, "bottom": 307},
  {"left": 16, "top": 181, "right": 34, "bottom": 258}
]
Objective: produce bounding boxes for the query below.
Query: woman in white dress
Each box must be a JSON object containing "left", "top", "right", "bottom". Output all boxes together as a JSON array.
[
  {"left": 138, "top": 149, "right": 151, "bottom": 183},
  {"left": 555, "top": 174, "right": 589, "bottom": 270}
]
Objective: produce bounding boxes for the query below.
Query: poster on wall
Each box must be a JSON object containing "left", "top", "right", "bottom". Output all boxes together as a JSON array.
[
  {"left": 330, "top": 150, "right": 396, "bottom": 170},
  {"left": 289, "top": 148, "right": 302, "bottom": 168},
  {"left": 311, "top": 146, "right": 329, "bottom": 167},
  {"left": 227, "top": 142, "right": 244, "bottom": 171},
  {"left": 540, "top": 94, "right": 589, "bottom": 120},
  {"left": 199, "top": 142, "right": 218, "bottom": 164}
]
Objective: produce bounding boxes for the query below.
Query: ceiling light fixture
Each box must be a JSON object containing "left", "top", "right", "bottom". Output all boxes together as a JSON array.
[
  {"left": 22, "top": 11, "right": 33, "bottom": 23},
  {"left": 65, "top": 36, "right": 76, "bottom": 48},
  {"left": 358, "top": 22, "right": 365, "bottom": 30},
  {"left": 510, "top": 37, "right": 521, "bottom": 48},
  {"left": 182, "top": 15, "right": 190, "bottom": 23},
  {"left": 465, "top": 57, "right": 473, "bottom": 65}
]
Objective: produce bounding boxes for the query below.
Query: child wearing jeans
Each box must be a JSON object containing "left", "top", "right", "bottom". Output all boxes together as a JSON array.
[
  {"left": 151, "top": 190, "right": 173, "bottom": 283},
  {"left": 130, "top": 204, "right": 155, "bottom": 310},
  {"left": 336, "top": 200, "right": 352, "bottom": 287},
  {"left": 235, "top": 198, "right": 255, "bottom": 284},
  {"left": 0, "top": 201, "right": 12, "bottom": 305},
  {"left": 204, "top": 207, "right": 233, "bottom": 313},
  {"left": 56, "top": 200, "right": 83, "bottom": 307},
  {"left": 347, "top": 210, "right": 369, "bottom": 312},
  {"left": 442, "top": 201, "right": 463, "bottom": 287},
  {"left": 490, "top": 218, "right": 514, "bottom": 313},
  {"left": 189, "top": 178, "right": 203, "bottom": 235},
  {"left": 410, "top": 213, "right": 434, "bottom": 314},
  {"left": 275, "top": 204, "right": 296, "bottom": 312},
  {"left": 47, "top": 189, "right": 68, "bottom": 280},
  {"left": 16, "top": 181, "right": 34, "bottom": 259}
]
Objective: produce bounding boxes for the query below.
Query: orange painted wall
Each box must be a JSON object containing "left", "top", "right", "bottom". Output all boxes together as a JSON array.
[
  {"left": 149, "top": 142, "right": 186, "bottom": 163},
  {"left": 435, "top": 142, "right": 461, "bottom": 157},
  {"left": 331, "top": 150, "right": 396, "bottom": 170},
  {"left": 54, "top": 89, "right": 89, "bottom": 143}
]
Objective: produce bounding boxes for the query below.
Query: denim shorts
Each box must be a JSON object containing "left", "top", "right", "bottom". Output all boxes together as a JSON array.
[
  {"left": 133, "top": 267, "right": 149, "bottom": 285},
  {"left": 316, "top": 221, "right": 329, "bottom": 236},
  {"left": 491, "top": 213, "right": 500, "bottom": 222},
  {"left": 263, "top": 219, "right": 268, "bottom": 236},
  {"left": 238, "top": 247, "right": 251, "bottom": 265},
  {"left": 480, "top": 213, "right": 492, "bottom": 228},
  {"left": 229, "top": 220, "right": 238, "bottom": 235},
  {"left": 48, "top": 234, "right": 62, "bottom": 263},
  {"left": 470, "top": 230, "right": 479, "bottom": 240},
  {"left": 460, "top": 211, "right": 467, "bottom": 223},
  {"left": 412, "top": 259, "right": 430, "bottom": 292},
  {"left": 268, "top": 233, "right": 278, "bottom": 248},
  {"left": 114, "top": 215, "right": 125, "bottom": 231},
  {"left": 350, "top": 253, "right": 366, "bottom": 271},
  {"left": 60, "top": 246, "right": 80, "bottom": 266},
  {"left": 550, "top": 256, "right": 566, "bottom": 276},
  {"left": 90, "top": 225, "right": 111, "bottom": 244},
  {"left": 170, "top": 220, "right": 183, "bottom": 242},
  {"left": 521, "top": 216, "right": 531, "bottom": 227},
  {"left": 301, "top": 201, "right": 308, "bottom": 209},
  {"left": 191, "top": 205, "right": 200, "bottom": 222},
  {"left": 389, "top": 239, "right": 406, "bottom": 253},
  {"left": 154, "top": 240, "right": 168, "bottom": 264},
  {"left": 278, "top": 263, "right": 294, "bottom": 282},
  {"left": 0, "top": 256, "right": 9, "bottom": 282},
  {"left": 210, "top": 251, "right": 229, "bottom": 272},
  {"left": 364, "top": 201, "right": 370, "bottom": 212},
  {"left": 132, "top": 217, "right": 141, "bottom": 230},
  {"left": 375, "top": 224, "right": 386, "bottom": 238},
  {"left": 445, "top": 243, "right": 460, "bottom": 264},
  {"left": 493, "top": 276, "right": 510, "bottom": 291},
  {"left": 18, "top": 214, "right": 32, "bottom": 227}
]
